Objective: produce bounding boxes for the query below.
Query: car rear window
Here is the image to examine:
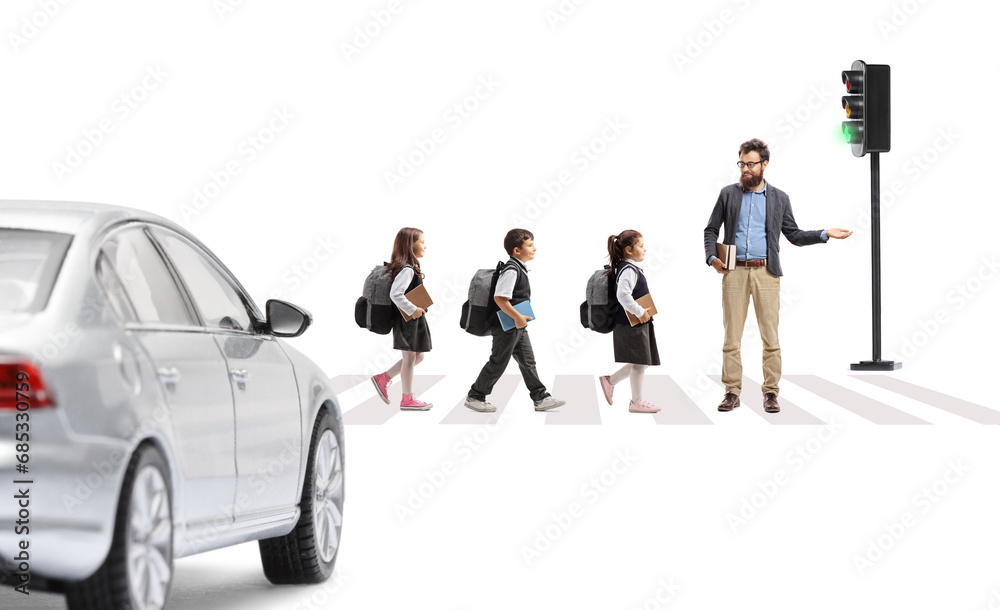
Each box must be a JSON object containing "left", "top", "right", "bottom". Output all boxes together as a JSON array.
[{"left": 0, "top": 228, "right": 73, "bottom": 313}]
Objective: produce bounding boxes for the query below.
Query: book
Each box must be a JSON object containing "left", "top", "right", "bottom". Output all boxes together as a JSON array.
[
  {"left": 399, "top": 284, "right": 433, "bottom": 321},
  {"left": 716, "top": 242, "right": 736, "bottom": 270},
  {"left": 497, "top": 300, "right": 534, "bottom": 332},
  {"left": 625, "top": 293, "right": 658, "bottom": 327}
]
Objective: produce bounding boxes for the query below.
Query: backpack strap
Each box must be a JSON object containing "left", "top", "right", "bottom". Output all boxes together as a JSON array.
[
  {"left": 489, "top": 260, "right": 518, "bottom": 301},
  {"left": 615, "top": 261, "right": 640, "bottom": 283}
]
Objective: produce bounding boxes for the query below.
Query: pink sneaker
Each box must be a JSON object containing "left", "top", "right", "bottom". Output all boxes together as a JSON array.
[
  {"left": 628, "top": 399, "right": 660, "bottom": 413},
  {"left": 371, "top": 372, "right": 391, "bottom": 404},
  {"left": 599, "top": 375, "right": 614, "bottom": 405},
  {"left": 400, "top": 393, "right": 433, "bottom": 411}
]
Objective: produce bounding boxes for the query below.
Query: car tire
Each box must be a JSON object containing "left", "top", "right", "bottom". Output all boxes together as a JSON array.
[
  {"left": 65, "top": 443, "right": 174, "bottom": 610},
  {"left": 258, "top": 408, "right": 344, "bottom": 585}
]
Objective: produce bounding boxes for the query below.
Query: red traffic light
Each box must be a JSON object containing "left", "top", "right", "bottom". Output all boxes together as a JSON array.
[{"left": 842, "top": 70, "right": 863, "bottom": 94}]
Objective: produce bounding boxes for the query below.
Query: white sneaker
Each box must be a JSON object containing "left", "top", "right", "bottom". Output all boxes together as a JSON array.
[
  {"left": 464, "top": 397, "right": 497, "bottom": 412},
  {"left": 533, "top": 396, "right": 566, "bottom": 411}
]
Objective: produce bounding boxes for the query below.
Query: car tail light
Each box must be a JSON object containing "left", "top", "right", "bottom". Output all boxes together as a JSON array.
[{"left": 0, "top": 361, "right": 55, "bottom": 410}]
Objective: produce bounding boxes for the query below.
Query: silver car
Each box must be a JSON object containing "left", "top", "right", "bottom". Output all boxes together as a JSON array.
[{"left": 0, "top": 201, "right": 345, "bottom": 609}]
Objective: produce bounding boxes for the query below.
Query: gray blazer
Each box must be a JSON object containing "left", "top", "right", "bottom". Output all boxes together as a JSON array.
[{"left": 703, "top": 182, "right": 826, "bottom": 277}]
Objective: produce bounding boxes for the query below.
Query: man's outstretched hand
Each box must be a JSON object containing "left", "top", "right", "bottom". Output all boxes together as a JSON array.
[{"left": 827, "top": 228, "right": 853, "bottom": 239}]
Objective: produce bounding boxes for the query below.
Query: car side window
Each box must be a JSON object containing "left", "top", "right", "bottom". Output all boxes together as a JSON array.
[
  {"left": 96, "top": 252, "right": 139, "bottom": 323},
  {"left": 151, "top": 229, "right": 253, "bottom": 332},
  {"left": 100, "top": 227, "right": 193, "bottom": 326}
]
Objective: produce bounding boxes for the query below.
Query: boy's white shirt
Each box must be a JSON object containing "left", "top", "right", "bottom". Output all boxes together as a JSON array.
[{"left": 494, "top": 257, "right": 528, "bottom": 300}]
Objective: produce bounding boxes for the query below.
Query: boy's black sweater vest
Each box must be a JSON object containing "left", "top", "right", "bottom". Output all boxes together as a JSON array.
[
  {"left": 504, "top": 257, "right": 530, "bottom": 306},
  {"left": 614, "top": 261, "right": 649, "bottom": 325}
]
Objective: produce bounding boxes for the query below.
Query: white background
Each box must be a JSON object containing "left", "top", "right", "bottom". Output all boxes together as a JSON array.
[{"left": 4, "top": 0, "right": 1000, "bottom": 608}]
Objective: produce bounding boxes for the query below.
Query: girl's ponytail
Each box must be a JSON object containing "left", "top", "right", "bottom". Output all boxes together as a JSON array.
[
  {"left": 606, "top": 230, "right": 642, "bottom": 276},
  {"left": 607, "top": 234, "right": 624, "bottom": 276}
]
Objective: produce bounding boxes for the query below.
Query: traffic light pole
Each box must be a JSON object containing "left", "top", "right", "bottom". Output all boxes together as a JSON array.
[{"left": 852, "top": 151, "right": 901, "bottom": 370}]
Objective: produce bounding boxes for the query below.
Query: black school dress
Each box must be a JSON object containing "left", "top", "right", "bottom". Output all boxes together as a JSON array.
[
  {"left": 392, "top": 265, "right": 432, "bottom": 353},
  {"left": 612, "top": 262, "right": 660, "bottom": 366}
]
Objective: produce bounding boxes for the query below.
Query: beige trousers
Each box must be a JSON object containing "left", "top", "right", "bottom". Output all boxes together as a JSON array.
[{"left": 721, "top": 265, "right": 781, "bottom": 396}]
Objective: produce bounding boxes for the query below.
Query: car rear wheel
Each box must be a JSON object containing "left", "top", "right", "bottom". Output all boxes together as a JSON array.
[
  {"left": 65, "top": 443, "right": 174, "bottom": 610},
  {"left": 258, "top": 408, "right": 344, "bottom": 584}
]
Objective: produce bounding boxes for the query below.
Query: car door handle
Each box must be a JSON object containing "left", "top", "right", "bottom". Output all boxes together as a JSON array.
[
  {"left": 230, "top": 368, "right": 250, "bottom": 391},
  {"left": 157, "top": 367, "right": 181, "bottom": 391}
]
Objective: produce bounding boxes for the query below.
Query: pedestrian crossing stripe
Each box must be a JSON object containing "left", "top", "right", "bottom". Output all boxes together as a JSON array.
[{"left": 329, "top": 374, "right": 998, "bottom": 425}]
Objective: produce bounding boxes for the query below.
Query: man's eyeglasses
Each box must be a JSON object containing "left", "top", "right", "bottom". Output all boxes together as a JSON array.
[{"left": 737, "top": 161, "right": 764, "bottom": 170}]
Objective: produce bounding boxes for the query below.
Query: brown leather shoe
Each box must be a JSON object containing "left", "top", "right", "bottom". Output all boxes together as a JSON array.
[
  {"left": 764, "top": 393, "right": 780, "bottom": 413},
  {"left": 718, "top": 393, "right": 740, "bottom": 411}
]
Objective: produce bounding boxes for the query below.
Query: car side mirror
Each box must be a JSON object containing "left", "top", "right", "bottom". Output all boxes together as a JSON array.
[{"left": 266, "top": 299, "right": 312, "bottom": 337}]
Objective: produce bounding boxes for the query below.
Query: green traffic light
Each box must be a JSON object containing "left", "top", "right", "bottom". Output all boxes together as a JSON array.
[{"left": 842, "top": 121, "right": 862, "bottom": 145}]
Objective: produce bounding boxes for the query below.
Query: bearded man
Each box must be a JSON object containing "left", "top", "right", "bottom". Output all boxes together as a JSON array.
[{"left": 703, "top": 138, "right": 853, "bottom": 414}]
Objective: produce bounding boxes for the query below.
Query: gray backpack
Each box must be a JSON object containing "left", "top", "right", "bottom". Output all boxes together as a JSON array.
[
  {"left": 354, "top": 263, "right": 395, "bottom": 335},
  {"left": 579, "top": 266, "right": 618, "bottom": 334},
  {"left": 459, "top": 261, "right": 508, "bottom": 336}
]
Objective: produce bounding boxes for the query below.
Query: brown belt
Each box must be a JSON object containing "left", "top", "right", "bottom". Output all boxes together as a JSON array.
[{"left": 735, "top": 259, "right": 767, "bottom": 267}]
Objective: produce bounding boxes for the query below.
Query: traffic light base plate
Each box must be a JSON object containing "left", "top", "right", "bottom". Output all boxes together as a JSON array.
[{"left": 851, "top": 360, "right": 902, "bottom": 371}]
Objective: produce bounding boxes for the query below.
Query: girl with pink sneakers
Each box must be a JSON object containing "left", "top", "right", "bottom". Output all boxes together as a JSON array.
[
  {"left": 370, "top": 228, "right": 434, "bottom": 411},
  {"left": 598, "top": 230, "right": 660, "bottom": 413}
]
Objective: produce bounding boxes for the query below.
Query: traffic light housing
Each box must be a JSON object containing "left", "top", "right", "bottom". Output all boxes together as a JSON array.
[{"left": 841, "top": 60, "right": 890, "bottom": 157}]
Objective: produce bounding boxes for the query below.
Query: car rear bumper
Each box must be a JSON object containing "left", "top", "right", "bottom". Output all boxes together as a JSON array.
[{"left": 0, "top": 410, "right": 130, "bottom": 582}]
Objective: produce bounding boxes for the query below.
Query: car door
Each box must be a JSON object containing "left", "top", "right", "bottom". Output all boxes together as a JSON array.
[
  {"left": 97, "top": 225, "right": 237, "bottom": 535},
  {"left": 149, "top": 227, "right": 302, "bottom": 523}
]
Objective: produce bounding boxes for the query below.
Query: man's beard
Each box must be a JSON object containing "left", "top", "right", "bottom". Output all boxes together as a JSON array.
[{"left": 740, "top": 171, "right": 763, "bottom": 190}]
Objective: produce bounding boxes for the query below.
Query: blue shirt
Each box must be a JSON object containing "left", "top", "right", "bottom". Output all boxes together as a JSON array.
[
  {"left": 708, "top": 181, "right": 828, "bottom": 265},
  {"left": 736, "top": 182, "right": 768, "bottom": 261}
]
